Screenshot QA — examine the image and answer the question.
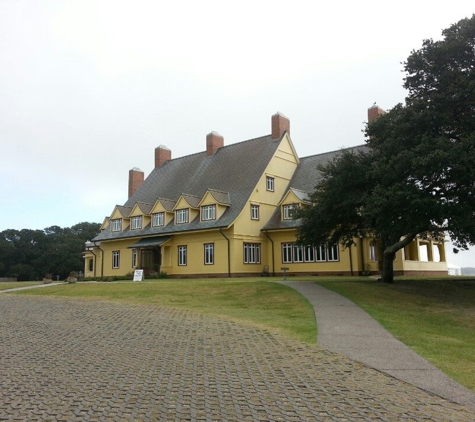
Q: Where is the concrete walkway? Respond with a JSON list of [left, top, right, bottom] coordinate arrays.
[[0, 282, 64, 293], [280, 281, 475, 408]]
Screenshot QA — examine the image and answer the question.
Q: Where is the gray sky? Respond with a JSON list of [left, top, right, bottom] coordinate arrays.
[[1, 0, 474, 267]]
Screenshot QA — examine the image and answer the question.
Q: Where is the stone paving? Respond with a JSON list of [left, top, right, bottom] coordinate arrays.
[[0, 295, 473, 421]]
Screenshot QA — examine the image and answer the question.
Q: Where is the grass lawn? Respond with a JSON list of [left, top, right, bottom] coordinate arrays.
[[317, 277, 475, 392], [9, 278, 317, 343]]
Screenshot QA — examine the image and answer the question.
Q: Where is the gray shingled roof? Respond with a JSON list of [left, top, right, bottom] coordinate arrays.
[[263, 145, 368, 231], [93, 135, 281, 242], [207, 189, 231, 205], [134, 202, 154, 215]]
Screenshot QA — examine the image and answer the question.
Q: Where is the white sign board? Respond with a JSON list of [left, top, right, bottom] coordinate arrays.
[[133, 269, 144, 281]]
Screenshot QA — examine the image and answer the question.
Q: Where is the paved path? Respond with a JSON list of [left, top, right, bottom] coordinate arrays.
[[1, 294, 474, 421], [0, 282, 64, 293], [280, 281, 475, 408]]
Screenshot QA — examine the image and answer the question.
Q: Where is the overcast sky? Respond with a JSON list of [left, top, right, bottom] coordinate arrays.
[[1, 1, 474, 267]]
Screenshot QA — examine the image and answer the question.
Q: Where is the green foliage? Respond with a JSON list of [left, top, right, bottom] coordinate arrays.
[[0, 222, 101, 281], [297, 15, 475, 283]]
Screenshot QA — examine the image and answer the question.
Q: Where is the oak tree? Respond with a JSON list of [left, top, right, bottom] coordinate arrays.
[[297, 15, 475, 283]]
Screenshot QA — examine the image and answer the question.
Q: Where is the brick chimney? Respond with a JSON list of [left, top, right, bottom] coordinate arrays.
[[128, 167, 144, 198], [271, 112, 290, 139], [368, 105, 386, 123], [155, 145, 171, 168], [206, 132, 224, 156]]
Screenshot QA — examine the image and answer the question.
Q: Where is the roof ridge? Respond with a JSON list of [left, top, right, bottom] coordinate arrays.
[[159, 134, 273, 165], [300, 144, 366, 160]]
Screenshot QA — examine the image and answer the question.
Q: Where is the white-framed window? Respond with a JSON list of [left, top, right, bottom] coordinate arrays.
[[266, 176, 275, 192], [201, 205, 216, 221], [293, 244, 304, 262], [132, 249, 137, 268], [369, 240, 378, 261], [131, 216, 142, 230], [178, 245, 187, 266], [315, 245, 327, 262], [176, 208, 189, 224], [244, 243, 261, 264], [152, 212, 165, 227], [111, 219, 122, 232], [283, 204, 298, 220], [281, 243, 338, 263], [327, 244, 339, 261], [204, 243, 214, 265], [112, 251, 120, 269], [251, 204, 260, 220], [282, 243, 293, 263], [304, 245, 315, 262]]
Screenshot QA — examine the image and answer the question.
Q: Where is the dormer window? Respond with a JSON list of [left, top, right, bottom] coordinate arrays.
[[111, 219, 122, 232], [131, 216, 142, 230], [201, 204, 216, 221], [152, 212, 165, 227], [176, 208, 189, 224], [283, 204, 299, 220], [266, 176, 275, 192]]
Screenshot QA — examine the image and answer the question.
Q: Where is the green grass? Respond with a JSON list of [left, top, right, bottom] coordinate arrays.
[[9, 278, 317, 343], [0, 282, 42, 290], [317, 277, 475, 392]]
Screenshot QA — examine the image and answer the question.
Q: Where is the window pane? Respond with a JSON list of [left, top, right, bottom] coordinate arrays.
[[178, 246, 187, 265], [293, 244, 303, 262], [328, 244, 339, 261], [153, 213, 164, 226], [266, 176, 274, 191], [304, 246, 315, 262], [176, 209, 189, 224], [202, 205, 216, 221], [369, 240, 378, 261], [204, 243, 214, 265], [282, 243, 292, 263], [112, 251, 120, 268], [132, 216, 142, 229], [315, 245, 326, 261], [251, 205, 259, 220], [132, 249, 137, 267], [111, 219, 121, 232], [244, 243, 261, 264]]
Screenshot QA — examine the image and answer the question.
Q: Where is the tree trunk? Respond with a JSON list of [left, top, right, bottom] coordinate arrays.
[[382, 250, 395, 283], [381, 232, 419, 284]]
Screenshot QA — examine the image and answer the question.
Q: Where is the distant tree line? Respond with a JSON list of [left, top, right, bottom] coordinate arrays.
[[0, 222, 100, 281]]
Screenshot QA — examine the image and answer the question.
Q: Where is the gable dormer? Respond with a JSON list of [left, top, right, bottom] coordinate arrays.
[[198, 189, 231, 221], [109, 205, 133, 232], [173, 194, 200, 225], [279, 188, 309, 221], [100, 216, 110, 232], [150, 198, 176, 227], [128, 202, 153, 230]]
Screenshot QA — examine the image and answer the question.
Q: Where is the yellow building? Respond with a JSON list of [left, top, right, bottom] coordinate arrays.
[[84, 112, 447, 278]]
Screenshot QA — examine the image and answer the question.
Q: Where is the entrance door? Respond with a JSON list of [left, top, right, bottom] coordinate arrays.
[[140, 248, 161, 274]]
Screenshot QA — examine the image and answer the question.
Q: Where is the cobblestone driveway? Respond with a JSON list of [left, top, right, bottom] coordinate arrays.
[[0, 296, 473, 421]]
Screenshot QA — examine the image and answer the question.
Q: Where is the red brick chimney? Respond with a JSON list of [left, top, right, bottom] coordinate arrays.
[[206, 132, 224, 156], [128, 167, 144, 198], [271, 112, 290, 139], [368, 105, 386, 123], [155, 145, 171, 168]]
